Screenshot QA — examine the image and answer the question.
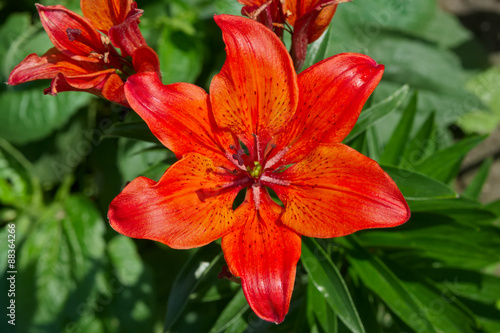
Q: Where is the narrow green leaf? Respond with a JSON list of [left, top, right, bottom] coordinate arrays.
[[342, 236, 438, 333], [164, 244, 223, 332], [463, 157, 493, 200], [384, 260, 478, 333], [380, 92, 418, 165], [345, 85, 409, 142], [302, 238, 365, 333], [400, 111, 437, 170], [366, 127, 381, 161], [417, 135, 486, 183], [382, 165, 457, 201], [358, 213, 500, 269], [210, 289, 249, 333]]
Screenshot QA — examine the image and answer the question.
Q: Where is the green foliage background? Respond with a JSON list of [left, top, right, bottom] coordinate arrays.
[[1, 0, 500, 332]]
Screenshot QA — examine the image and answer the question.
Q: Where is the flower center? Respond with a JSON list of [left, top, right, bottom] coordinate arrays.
[[247, 161, 263, 178]]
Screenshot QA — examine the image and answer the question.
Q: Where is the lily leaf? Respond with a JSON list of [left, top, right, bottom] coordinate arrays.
[[416, 135, 487, 183], [164, 243, 223, 332], [106, 121, 160, 143], [209, 289, 249, 333], [380, 92, 418, 165], [345, 85, 409, 142], [302, 238, 365, 333], [382, 165, 457, 201], [463, 157, 493, 200]]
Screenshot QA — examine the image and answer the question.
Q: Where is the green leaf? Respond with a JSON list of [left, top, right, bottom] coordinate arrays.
[[106, 121, 160, 143], [345, 85, 409, 142], [382, 166, 457, 201], [209, 289, 249, 333], [400, 111, 437, 170], [0, 89, 91, 144], [17, 195, 105, 332], [384, 261, 478, 333], [417, 135, 486, 183], [302, 238, 365, 333], [358, 213, 500, 269], [464, 157, 494, 200], [0, 138, 40, 207], [215, 0, 242, 15], [380, 92, 417, 165], [158, 24, 204, 84], [164, 244, 223, 332], [342, 236, 438, 333], [105, 236, 155, 332]]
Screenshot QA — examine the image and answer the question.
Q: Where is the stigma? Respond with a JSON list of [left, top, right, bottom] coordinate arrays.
[[247, 161, 263, 178]]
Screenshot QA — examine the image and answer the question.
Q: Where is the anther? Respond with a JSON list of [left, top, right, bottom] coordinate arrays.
[[66, 28, 81, 42]]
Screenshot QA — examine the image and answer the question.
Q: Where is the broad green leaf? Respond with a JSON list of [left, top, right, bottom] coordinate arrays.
[[0, 89, 91, 144], [400, 111, 437, 170], [382, 166, 457, 201], [17, 195, 105, 332], [105, 237, 155, 333], [345, 85, 409, 142], [302, 238, 365, 333], [0, 13, 51, 83], [0, 138, 39, 207], [118, 139, 171, 182], [215, 0, 242, 15], [106, 121, 160, 143], [158, 24, 204, 84], [342, 236, 438, 333], [408, 196, 482, 212], [164, 244, 223, 332], [108, 236, 144, 286], [417, 135, 486, 183], [209, 289, 249, 333], [414, 8, 471, 48], [332, 0, 435, 37], [464, 157, 494, 200], [458, 67, 500, 134], [380, 92, 417, 165]]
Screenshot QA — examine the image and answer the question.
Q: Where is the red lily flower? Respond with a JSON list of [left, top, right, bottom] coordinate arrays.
[[108, 15, 410, 323], [239, 0, 350, 70], [7, 1, 159, 106]]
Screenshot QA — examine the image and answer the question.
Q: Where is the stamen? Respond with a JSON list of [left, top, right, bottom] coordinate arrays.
[[66, 28, 81, 42]]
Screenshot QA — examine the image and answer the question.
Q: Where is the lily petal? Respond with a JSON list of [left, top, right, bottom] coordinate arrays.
[[210, 15, 298, 154], [222, 187, 301, 323], [124, 72, 236, 166], [81, 0, 133, 33], [109, 153, 248, 249], [270, 53, 383, 165], [108, 3, 147, 57], [36, 4, 113, 63], [7, 48, 101, 85], [267, 144, 410, 238]]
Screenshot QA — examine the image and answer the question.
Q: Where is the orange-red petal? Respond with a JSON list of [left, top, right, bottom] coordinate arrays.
[[222, 187, 301, 323], [7, 48, 102, 85], [124, 72, 236, 167], [36, 4, 111, 63], [269, 53, 383, 166], [108, 3, 147, 57], [81, 0, 133, 33], [266, 144, 410, 238], [109, 153, 248, 249], [210, 15, 298, 155]]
